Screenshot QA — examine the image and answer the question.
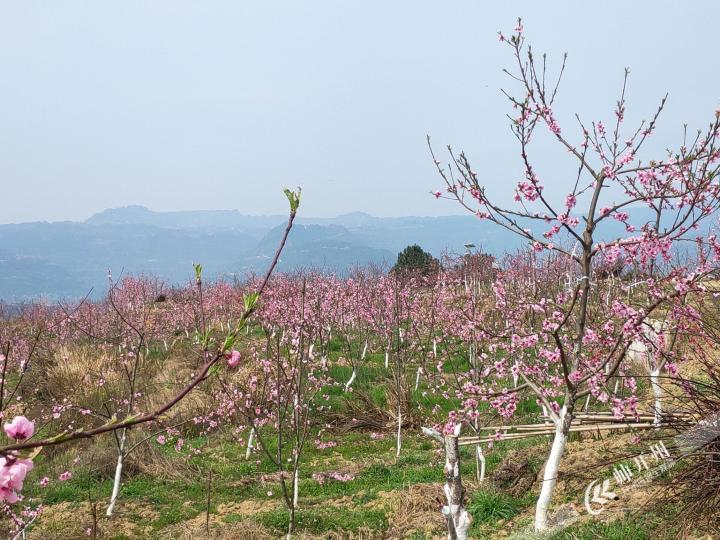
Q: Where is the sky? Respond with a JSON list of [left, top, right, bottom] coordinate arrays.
[[0, 1, 719, 223]]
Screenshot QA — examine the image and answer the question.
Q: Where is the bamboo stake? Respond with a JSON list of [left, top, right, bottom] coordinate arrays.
[[463, 415, 690, 433], [458, 421, 668, 446]]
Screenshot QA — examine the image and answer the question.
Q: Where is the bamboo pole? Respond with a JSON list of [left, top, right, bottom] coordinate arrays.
[[463, 415, 691, 434], [458, 421, 668, 446]]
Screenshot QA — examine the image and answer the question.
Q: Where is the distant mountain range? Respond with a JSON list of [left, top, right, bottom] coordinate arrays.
[[1, 203, 681, 302], [0, 206, 523, 301]]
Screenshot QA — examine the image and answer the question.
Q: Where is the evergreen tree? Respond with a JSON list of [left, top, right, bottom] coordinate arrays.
[[391, 244, 439, 276]]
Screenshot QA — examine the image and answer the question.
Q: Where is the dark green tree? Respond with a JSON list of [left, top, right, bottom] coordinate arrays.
[[391, 244, 439, 276]]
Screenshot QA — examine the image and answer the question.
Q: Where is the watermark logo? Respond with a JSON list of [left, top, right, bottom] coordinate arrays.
[[510, 412, 718, 538], [583, 440, 673, 515], [584, 478, 618, 515]]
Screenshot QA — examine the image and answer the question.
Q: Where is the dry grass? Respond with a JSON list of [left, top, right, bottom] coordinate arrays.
[[26, 501, 158, 539], [158, 515, 274, 540], [491, 450, 537, 498], [324, 384, 422, 435], [367, 483, 445, 539], [25, 342, 218, 481], [324, 389, 391, 432]]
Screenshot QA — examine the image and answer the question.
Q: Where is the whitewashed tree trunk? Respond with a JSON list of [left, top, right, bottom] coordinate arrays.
[[534, 409, 568, 531], [414, 367, 423, 391], [471, 416, 486, 483], [292, 466, 299, 509], [396, 406, 402, 457], [245, 427, 255, 460], [650, 368, 662, 426], [106, 429, 127, 516], [475, 443, 486, 483], [344, 369, 357, 392], [361, 341, 368, 360], [442, 425, 471, 539], [384, 350, 389, 369]]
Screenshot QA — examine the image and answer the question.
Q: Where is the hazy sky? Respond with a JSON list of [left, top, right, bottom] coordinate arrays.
[[1, 1, 718, 223]]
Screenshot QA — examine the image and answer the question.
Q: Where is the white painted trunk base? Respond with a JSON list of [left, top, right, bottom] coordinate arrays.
[[442, 425, 471, 539], [344, 369, 357, 392], [396, 407, 402, 457], [246, 428, 255, 460], [534, 421, 568, 531], [475, 444, 486, 483], [292, 467, 299, 509], [650, 369, 662, 426], [106, 430, 127, 516]]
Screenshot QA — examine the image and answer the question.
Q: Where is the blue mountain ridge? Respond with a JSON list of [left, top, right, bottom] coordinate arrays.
[[0, 205, 697, 302]]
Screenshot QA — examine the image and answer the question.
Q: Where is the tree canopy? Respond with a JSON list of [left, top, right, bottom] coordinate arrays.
[[391, 244, 439, 276]]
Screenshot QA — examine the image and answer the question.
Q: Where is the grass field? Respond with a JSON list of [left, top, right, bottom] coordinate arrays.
[[16, 341, 713, 540]]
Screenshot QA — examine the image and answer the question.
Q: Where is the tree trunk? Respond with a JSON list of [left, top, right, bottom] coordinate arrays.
[[292, 466, 299, 509], [396, 406, 402, 457], [106, 429, 127, 516], [344, 368, 357, 392], [475, 443, 486, 483], [650, 368, 662, 426], [286, 506, 295, 540], [442, 426, 471, 539], [473, 418, 485, 483], [245, 427, 255, 460], [534, 408, 569, 531]]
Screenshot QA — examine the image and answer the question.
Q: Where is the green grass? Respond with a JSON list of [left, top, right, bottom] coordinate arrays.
[[23, 335, 701, 539], [549, 519, 650, 540], [26, 428, 448, 534], [26, 410, 553, 536], [468, 490, 527, 524], [257, 506, 388, 534]]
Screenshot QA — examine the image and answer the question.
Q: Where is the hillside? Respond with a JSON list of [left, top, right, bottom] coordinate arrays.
[[0, 204, 679, 302], [0, 206, 522, 301]]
